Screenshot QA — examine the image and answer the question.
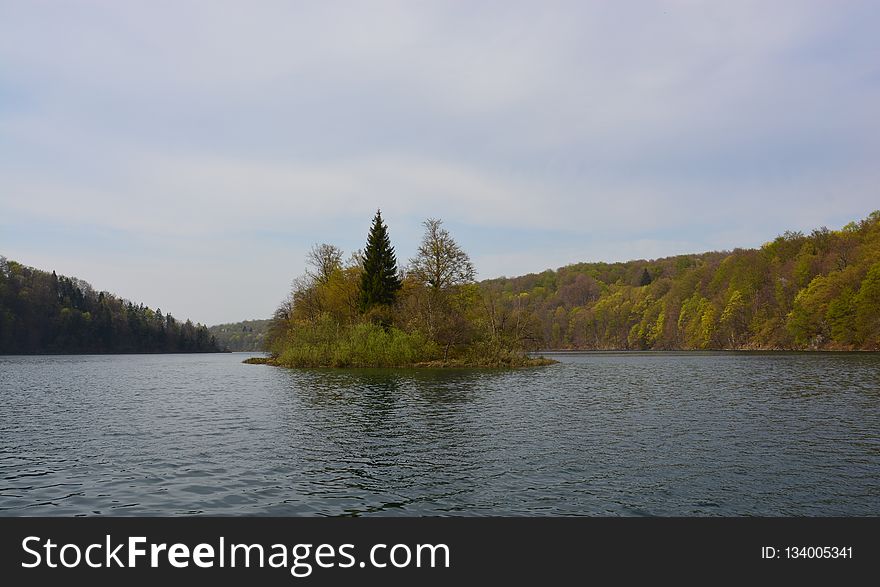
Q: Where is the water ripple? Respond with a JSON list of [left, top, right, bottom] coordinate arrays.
[[0, 352, 878, 515]]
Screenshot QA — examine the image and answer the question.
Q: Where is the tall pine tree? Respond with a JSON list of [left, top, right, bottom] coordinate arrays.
[[359, 209, 402, 310]]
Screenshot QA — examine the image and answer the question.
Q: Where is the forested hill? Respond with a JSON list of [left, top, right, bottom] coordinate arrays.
[[0, 257, 220, 354], [208, 319, 271, 352], [481, 211, 880, 351]]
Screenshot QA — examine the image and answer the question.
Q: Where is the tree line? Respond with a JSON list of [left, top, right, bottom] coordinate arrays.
[[481, 211, 880, 350], [208, 319, 271, 352], [0, 258, 219, 354]]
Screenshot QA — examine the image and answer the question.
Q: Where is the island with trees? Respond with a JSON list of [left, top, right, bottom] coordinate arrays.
[[256, 211, 556, 368]]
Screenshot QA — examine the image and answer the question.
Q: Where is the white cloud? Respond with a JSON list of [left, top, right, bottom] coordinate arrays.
[[2, 0, 879, 323]]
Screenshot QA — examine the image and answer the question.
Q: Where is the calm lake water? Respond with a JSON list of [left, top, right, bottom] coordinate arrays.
[[0, 352, 878, 516]]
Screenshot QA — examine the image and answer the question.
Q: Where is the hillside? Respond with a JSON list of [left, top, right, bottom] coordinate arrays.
[[208, 319, 271, 352], [0, 258, 220, 354], [481, 211, 880, 351]]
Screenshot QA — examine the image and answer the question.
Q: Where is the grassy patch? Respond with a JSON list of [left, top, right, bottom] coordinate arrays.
[[242, 356, 271, 364], [251, 316, 557, 369]]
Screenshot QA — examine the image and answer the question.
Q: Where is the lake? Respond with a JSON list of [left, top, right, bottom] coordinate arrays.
[[0, 352, 878, 516]]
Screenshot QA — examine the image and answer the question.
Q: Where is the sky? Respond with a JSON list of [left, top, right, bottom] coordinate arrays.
[[1, 1, 879, 325]]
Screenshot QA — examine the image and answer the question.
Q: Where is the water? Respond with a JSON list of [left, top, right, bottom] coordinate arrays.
[[0, 352, 878, 516]]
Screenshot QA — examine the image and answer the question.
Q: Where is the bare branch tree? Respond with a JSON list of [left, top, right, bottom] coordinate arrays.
[[408, 218, 475, 290], [306, 243, 343, 285]]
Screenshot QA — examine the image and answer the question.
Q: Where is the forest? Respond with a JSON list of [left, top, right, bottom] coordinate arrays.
[[484, 211, 880, 351], [0, 258, 219, 354]]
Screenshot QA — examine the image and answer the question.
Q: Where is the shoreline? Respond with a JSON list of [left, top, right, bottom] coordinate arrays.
[[243, 356, 559, 368], [533, 347, 880, 353]]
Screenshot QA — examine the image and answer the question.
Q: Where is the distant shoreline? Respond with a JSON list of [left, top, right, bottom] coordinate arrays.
[[0, 350, 226, 357], [533, 348, 880, 354]]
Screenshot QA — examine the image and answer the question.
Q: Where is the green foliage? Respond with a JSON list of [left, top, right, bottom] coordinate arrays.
[[719, 289, 749, 346], [853, 262, 880, 347], [787, 275, 834, 346], [359, 210, 402, 311], [271, 315, 439, 368], [826, 287, 856, 345], [793, 241, 820, 287]]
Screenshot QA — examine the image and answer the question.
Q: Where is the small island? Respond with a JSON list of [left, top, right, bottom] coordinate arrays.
[[250, 211, 556, 368]]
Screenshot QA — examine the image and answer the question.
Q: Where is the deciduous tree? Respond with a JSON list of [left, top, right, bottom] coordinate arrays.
[[408, 218, 475, 290]]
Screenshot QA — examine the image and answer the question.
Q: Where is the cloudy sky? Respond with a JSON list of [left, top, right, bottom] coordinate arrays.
[[1, 1, 878, 325]]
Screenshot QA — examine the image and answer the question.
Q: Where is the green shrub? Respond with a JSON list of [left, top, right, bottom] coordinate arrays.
[[271, 315, 441, 367]]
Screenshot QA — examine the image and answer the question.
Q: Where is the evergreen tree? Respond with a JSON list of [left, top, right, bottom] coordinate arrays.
[[359, 209, 402, 310], [639, 268, 652, 286]]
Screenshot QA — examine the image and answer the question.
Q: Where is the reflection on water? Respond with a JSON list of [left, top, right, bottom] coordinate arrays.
[[0, 352, 878, 516], [288, 368, 486, 405], [266, 368, 502, 516]]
